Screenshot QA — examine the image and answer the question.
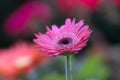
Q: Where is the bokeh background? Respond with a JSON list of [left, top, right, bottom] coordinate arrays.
[[0, 0, 120, 80]]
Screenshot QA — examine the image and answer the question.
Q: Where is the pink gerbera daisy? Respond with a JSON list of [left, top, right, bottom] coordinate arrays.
[[34, 18, 92, 56]]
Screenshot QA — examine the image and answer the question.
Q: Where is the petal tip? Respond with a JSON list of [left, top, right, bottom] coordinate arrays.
[[65, 18, 72, 23]]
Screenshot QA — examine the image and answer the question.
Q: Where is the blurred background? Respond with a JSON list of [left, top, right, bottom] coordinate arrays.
[[0, 0, 120, 80]]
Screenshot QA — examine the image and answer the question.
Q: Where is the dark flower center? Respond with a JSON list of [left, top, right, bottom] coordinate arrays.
[[58, 38, 72, 45]]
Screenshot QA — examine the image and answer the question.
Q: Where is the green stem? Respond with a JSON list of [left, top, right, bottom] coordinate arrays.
[[65, 55, 72, 80]]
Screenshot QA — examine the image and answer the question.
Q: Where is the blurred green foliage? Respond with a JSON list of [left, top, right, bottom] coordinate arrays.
[[0, 55, 110, 80], [75, 55, 110, 80], [43, 72, 65, 80]]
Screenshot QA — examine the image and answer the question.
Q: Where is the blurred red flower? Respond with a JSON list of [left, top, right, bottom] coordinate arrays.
[[113, 0, 120, 6], [55, 0, 76, 16], [4, 1, 53, 37], [55, 0, 102, 16], [0, 42, 48, 79], [77, 0, 102, 11]]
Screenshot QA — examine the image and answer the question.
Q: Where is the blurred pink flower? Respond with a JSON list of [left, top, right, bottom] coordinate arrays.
[[0, 42, 48, 78], [34, 18, 92, 56], [4, 1, 53, 37]]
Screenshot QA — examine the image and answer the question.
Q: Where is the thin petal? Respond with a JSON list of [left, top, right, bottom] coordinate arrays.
[[76, 25, 89, 37], [46, 26, 56, 39], [51, 25, 60, 35], [64, 18, 72, 31], [74, 20, 84, 34], [69, 18, 76, 32], [65, 18, 71, 26]]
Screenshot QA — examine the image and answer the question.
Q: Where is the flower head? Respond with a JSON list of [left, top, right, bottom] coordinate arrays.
[[34, 18, 92, 56]]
